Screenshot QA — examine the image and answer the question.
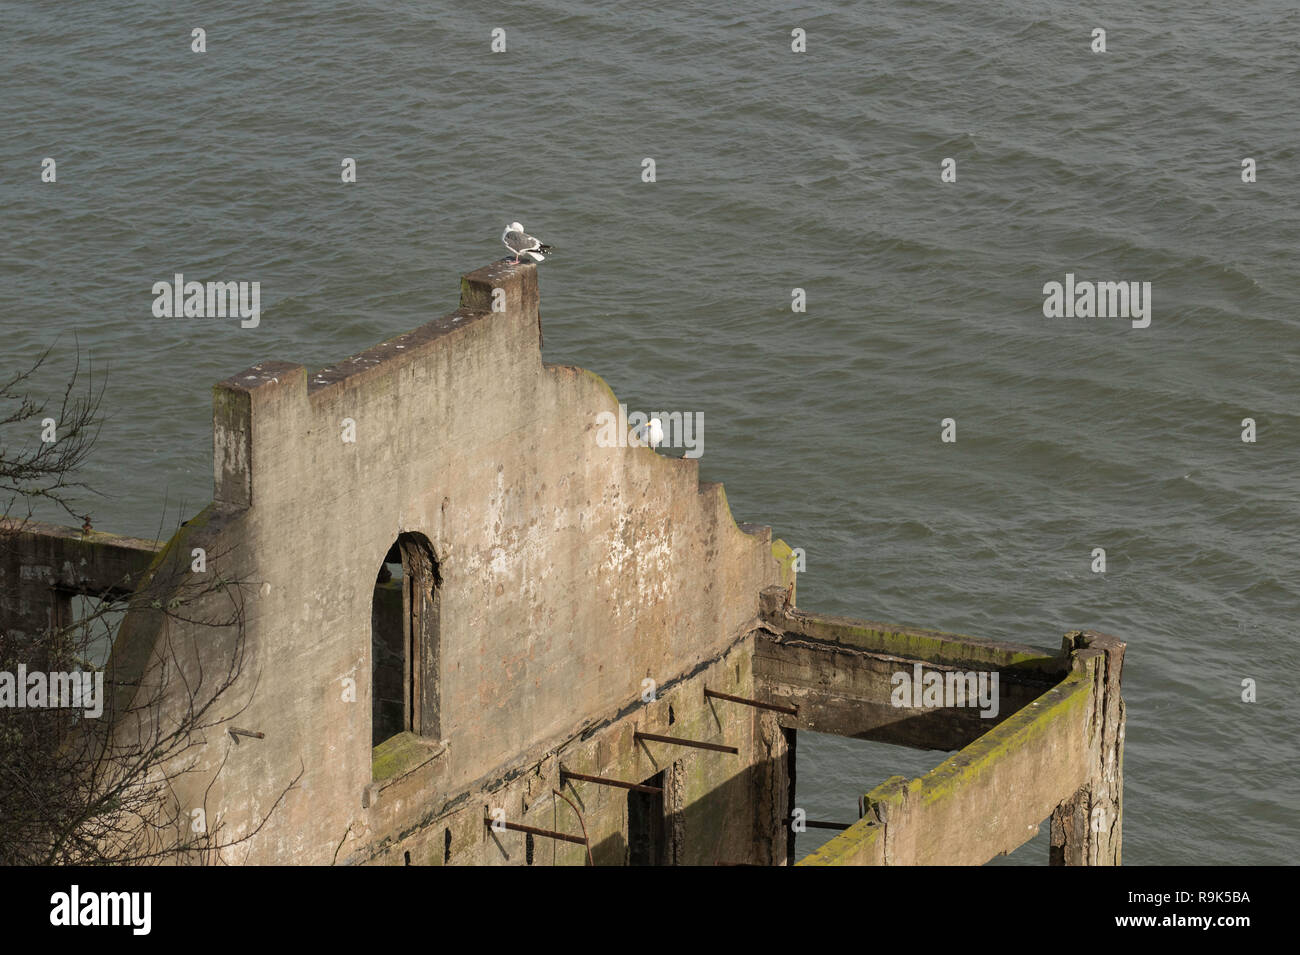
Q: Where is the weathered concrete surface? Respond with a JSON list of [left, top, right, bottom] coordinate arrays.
[[6, 263, 1125, 866], [799, 672, 1093, 865], [108, 261, 784, 864], [357, 636, 787, 866], [758, 587, 1064, 674], [755, 589, 1063, 750], [795, 628, 1126, 866], [1050, 630, 1126, 865], [0, 518, 162, 638]]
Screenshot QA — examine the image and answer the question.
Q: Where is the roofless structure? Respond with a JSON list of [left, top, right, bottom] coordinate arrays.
[[1, 263, 1125, 865]]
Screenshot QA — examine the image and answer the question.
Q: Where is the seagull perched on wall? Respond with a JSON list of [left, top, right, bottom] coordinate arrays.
[[635, 417, 664, 451], [502, 221, 553, 264]]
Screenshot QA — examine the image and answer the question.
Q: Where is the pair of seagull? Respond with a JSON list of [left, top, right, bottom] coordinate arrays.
[[501, 221, 553, 264]]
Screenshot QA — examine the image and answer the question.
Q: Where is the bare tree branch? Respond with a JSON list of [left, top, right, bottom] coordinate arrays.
[[1, 351, 297, 865]]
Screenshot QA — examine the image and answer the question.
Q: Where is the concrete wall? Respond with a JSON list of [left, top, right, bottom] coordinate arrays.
[[754, 598, 1064, 751], [109, 261, 783, 864], [0, 518, 161, 640], [360, 636, 788, 866], [752, 592, 1127, 867], [4, 264, 1125, 867]]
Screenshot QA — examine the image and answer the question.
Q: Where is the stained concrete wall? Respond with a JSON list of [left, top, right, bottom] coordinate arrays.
[[361, 636, 788, 866], [107, 262, 784, 864], [797, 671, 1095, 865], [754, 600, 1064, 750], [0, 519, 161, 639], [752, 592, 1127, 866], [5, 264, 1124, 867]]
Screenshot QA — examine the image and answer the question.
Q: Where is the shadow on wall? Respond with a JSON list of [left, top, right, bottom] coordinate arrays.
[[588, 755, 788, 866]]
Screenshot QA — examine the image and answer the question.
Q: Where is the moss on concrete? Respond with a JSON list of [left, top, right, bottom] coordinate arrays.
[[798, 813, 885, 866], [911, 670, 1092, 806], [791, 613, 1061, 674], [372, 731, 443, 783], [771, 539, 797, 593], [798, 671, 1094, 866], [574, 366, 620, 406], [102, 502, 219, 719]]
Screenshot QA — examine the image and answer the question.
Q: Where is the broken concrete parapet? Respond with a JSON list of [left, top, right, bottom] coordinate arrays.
[[789, 622, 1126, 866], [121, 261, 786, 863], [0, 517, 163, 639], [3, 257, 1127, 867], [213, 361, 304, 510], [1049, 629, 1126, 865], [800, 669, 1095, 865]]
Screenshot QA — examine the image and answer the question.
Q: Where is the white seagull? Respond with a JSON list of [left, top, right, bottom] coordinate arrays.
[[636, 417, 664, 451], [502, 221, 553, 264]]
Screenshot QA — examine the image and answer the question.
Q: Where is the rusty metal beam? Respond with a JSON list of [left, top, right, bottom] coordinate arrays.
[[705, 686, 798, 716], [634, 731, 738, 755], [560, 769, 663, 794], [790, 818, 853, 831], [483, 817, 588, 846]]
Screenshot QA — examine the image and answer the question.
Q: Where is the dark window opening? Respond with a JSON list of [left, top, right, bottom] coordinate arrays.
[[372, 533, 442, 751], [65, 593, 120, 670], [371, 560, 405, 746], [628, 770, 666, 866]]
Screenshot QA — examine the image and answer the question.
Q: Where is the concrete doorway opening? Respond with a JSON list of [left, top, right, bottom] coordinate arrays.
[[627, 770, 666, 865]]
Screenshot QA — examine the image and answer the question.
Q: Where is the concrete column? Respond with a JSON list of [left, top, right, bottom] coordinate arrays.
[[1050, 630, 1126, 865], [751, 708, 791, 865]]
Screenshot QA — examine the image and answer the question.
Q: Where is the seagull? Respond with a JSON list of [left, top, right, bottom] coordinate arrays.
[[635, 417, 664, 451], [502, 221, 553, 264]]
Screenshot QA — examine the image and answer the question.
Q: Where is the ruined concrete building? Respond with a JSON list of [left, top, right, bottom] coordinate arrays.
[[1, 263, 1126, 865]]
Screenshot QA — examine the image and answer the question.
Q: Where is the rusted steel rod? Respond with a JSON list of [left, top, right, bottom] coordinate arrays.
[[789, 818, 853, 831], [704, 687, 798, 716], [560, 769, 663, 794], [634, 731, 738, 755], [552, 790, 595, 866], [483, 817, 588, 846], [228, 727, 265, 739]]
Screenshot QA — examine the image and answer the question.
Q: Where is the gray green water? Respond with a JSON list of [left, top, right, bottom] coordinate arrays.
[[3, 1, 1297, 864]]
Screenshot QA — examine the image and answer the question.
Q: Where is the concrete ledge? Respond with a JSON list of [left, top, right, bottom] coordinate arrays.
[[0, 518, 164, 638], [365, 733, 450, 808], [0, 518, 163, 594], [754, 632, 1059, 749], [759, 586, 1062, 675], [799, 669, 1095, 865]]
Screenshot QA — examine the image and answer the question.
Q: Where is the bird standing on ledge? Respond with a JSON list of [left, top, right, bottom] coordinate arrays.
[[502, 221, 553, 264], [634, 418, 664, 452]]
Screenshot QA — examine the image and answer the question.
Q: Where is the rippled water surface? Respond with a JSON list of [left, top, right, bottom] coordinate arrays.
[[3, 1, 1297, 864]]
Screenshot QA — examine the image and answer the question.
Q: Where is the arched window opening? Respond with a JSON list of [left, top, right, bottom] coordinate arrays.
[[371, 533, 441, 752]]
